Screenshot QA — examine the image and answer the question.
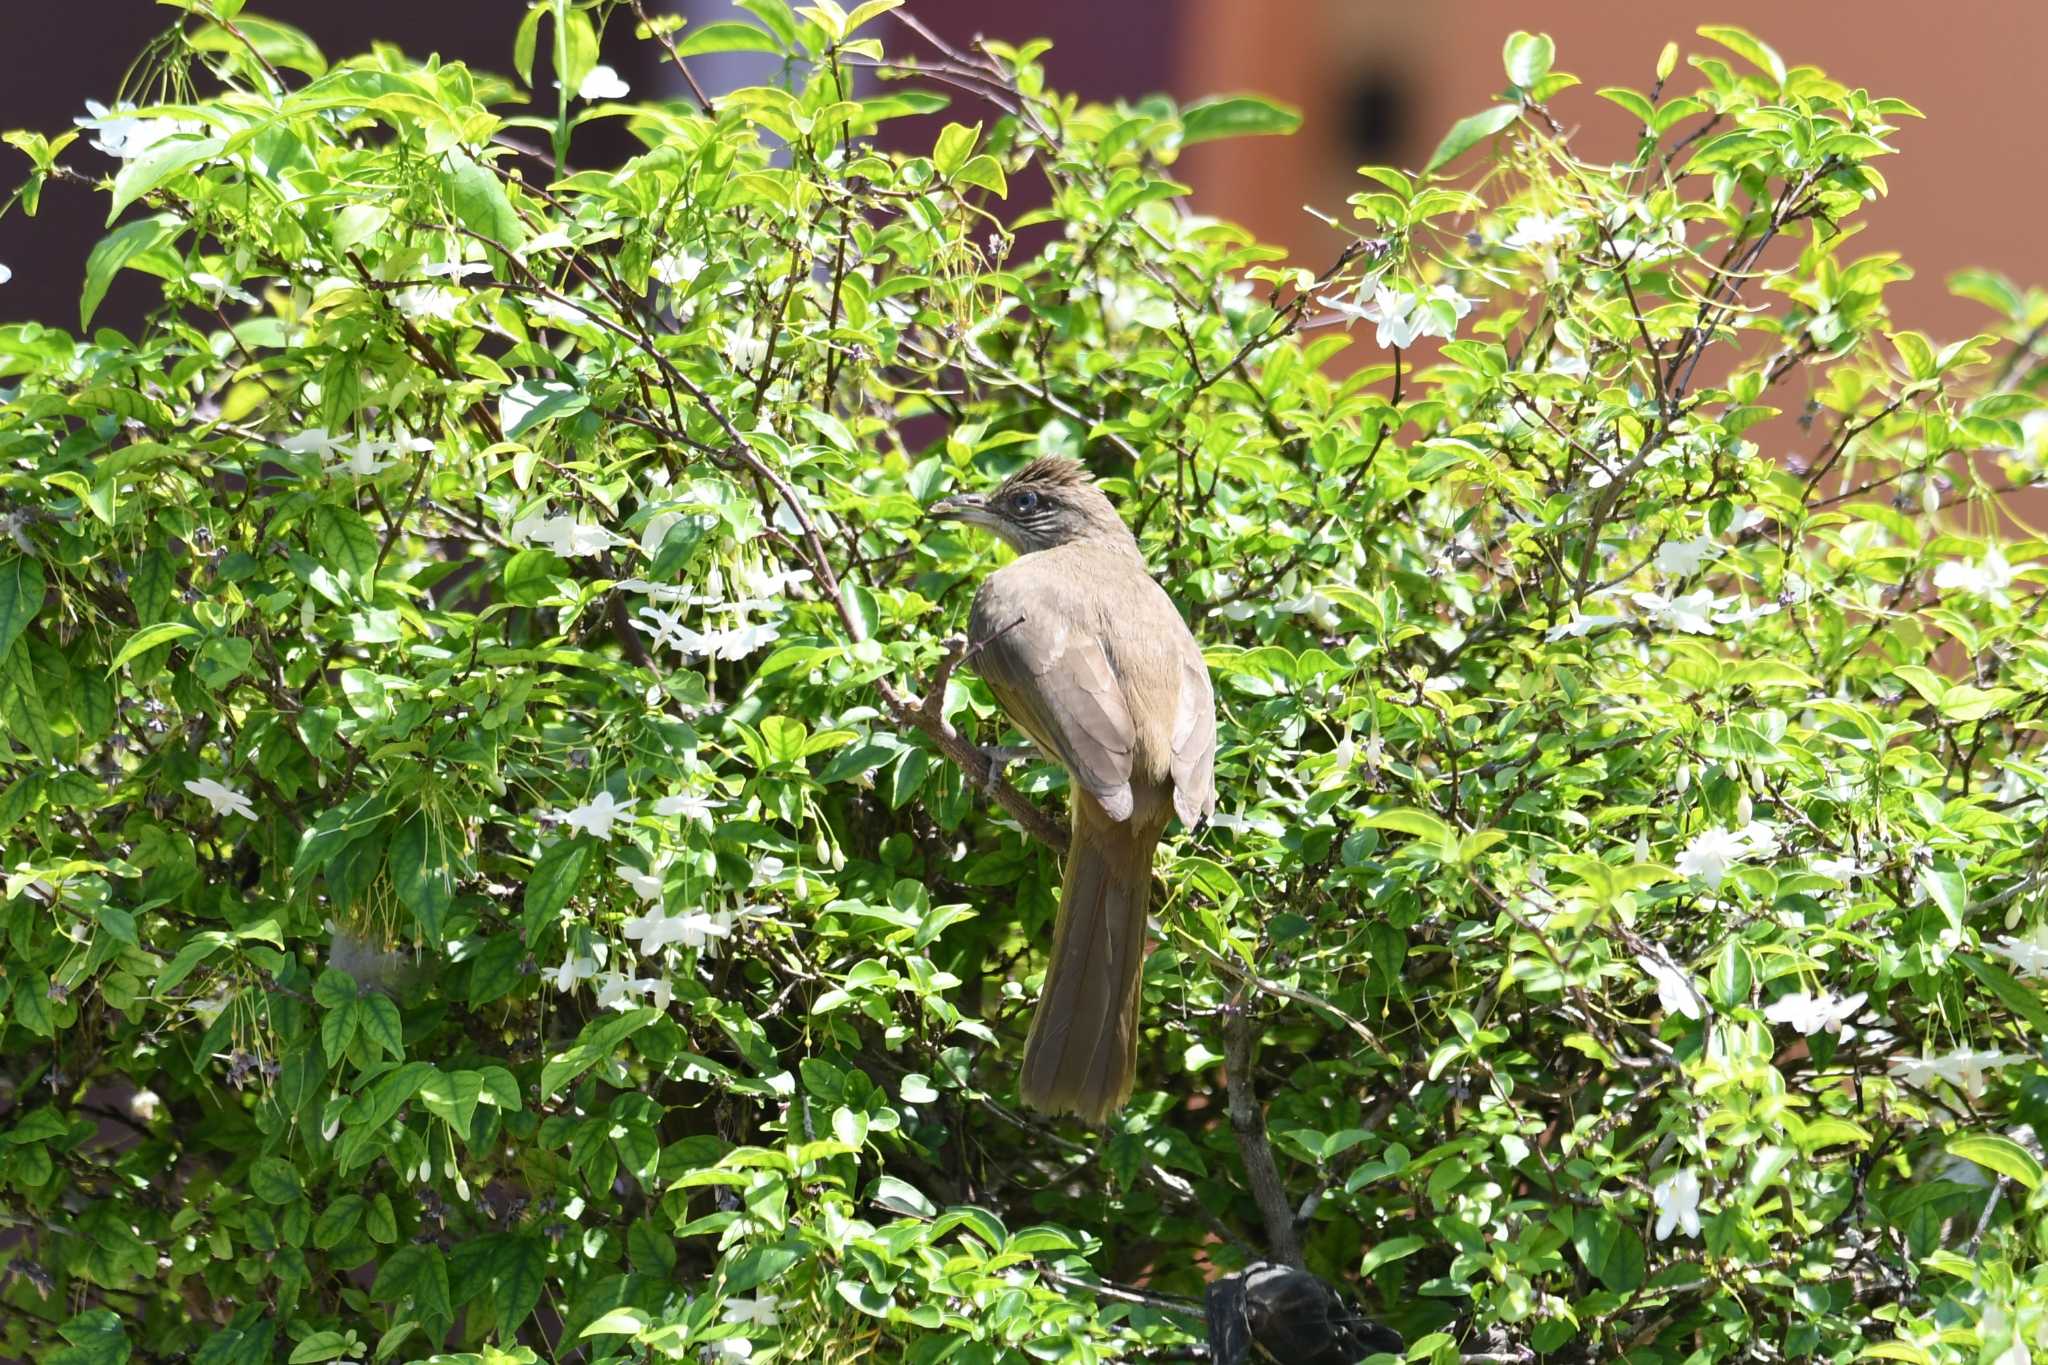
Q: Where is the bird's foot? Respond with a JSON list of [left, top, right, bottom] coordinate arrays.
[[976, 743, 1039, 793]]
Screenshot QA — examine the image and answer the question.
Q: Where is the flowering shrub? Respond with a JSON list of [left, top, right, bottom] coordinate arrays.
[[3, 6, 2047, 1363]]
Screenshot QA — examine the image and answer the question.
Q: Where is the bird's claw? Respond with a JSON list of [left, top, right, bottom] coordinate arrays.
[[976, 743, 1039, 793]]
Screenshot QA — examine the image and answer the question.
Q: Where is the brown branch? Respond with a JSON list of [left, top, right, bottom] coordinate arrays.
[[1222, 994, 1302, 1267]]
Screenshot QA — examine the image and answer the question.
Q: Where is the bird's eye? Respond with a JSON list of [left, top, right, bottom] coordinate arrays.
[[1010, 490, 1040, 514]]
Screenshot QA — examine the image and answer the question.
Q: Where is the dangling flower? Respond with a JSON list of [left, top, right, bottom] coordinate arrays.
[[1652, 1168, 1702, 1239], [184, 777, 257, 820]]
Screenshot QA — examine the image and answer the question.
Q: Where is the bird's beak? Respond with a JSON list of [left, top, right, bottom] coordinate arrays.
[[927, 492, 996, 528]]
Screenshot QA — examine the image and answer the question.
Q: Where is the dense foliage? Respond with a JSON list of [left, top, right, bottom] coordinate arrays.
[[4, 4, 2048, 1362]]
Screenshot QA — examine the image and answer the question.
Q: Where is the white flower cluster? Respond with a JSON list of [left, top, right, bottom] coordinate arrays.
[[623, 557, 805, 663], [1318, 281, 1475, 350], [74, 100, 206, 161], [511, 509, 629, 558], [281, 427, 433, 479], [1888, 1048, 2031, 1100]]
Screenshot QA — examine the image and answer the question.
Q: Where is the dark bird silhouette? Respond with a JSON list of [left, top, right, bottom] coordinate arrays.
[[1205, 1261, 1406, 1365]]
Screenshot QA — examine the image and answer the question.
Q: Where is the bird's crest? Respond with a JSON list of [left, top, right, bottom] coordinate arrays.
[[999, 457, 1093, 495]]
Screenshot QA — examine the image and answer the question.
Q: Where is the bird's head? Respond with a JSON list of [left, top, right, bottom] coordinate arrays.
[[926, 457, 1134, 555]]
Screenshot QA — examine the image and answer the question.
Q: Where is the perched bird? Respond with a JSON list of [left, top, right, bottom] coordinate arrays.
[[1205, 1261, 1406, 1365], [928, 457, 1216, 1122]]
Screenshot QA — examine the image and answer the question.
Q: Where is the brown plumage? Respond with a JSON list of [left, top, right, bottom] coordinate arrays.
[[929, 457, 1216, 1122]]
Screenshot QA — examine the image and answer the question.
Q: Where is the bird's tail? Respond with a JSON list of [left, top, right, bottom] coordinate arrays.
[[1020, 806, 1159, 1123]]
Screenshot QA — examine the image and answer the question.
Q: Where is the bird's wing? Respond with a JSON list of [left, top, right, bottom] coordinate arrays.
[[972, 600, 1137, 823], [1168, 629, 1217, 828]]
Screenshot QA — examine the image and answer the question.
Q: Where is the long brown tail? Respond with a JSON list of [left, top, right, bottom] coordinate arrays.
[[1020, 803, 1161, 1122]]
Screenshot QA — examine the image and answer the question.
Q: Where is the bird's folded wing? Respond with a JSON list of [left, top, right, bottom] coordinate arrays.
[[975, 611, 1136, 822], [1169, 635, 1217, 828]]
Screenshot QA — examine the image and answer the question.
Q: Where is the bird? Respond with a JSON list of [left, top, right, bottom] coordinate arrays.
[[1204, 1261, 1406, 1365], [927, 456, 1216, 1122]]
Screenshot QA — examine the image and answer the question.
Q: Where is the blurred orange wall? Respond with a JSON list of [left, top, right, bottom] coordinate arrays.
[[1175, 2, 2048, 340]]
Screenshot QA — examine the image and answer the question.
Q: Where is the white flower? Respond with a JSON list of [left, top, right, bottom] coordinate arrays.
[[279, 428, 344, 458], [616, 862, 666, 903], [1808, 854, 1874, 884], [631, 605, 713, 657], [738, 563, 813, 598], [74, 99, 205, 160], [594, 970, 636, 1010], [575, 65, 631, 101], [1989, 928, 2048, 979], [703, 1339, 753, 1364], [621, 904, 693, 956], [1637, 953, 1705, 1020], [654, 792, 720, 824], [1888, 1048, 2030, 1100], [724, 325, 770, 371], [705, 621, 779, 660], [1763, 988, 1867, 1035], [1655, 535, 1722, 577], [616, 577, 693, 604], [1675, 823, 1779, 890], [185, 777, 256, 820], [545, 953, 598, 992], [526, 295, 587, 326], [1505, 211, 1578, 254], [1736, 820, 1781, 861], [325, 436, 400, 479], [652, 251, 705, 287], [677, 910, 733, 956], [189, 271, 259, 305], [638, 976, 674, 1011], [511, 512, 626, 559], [723, 1293, 781, 1327], [550, 791, 638, 841], [1713, 599, 1781, 626], [1652, 1168, 1702, 1239], [1545, 611, 1628, 642], [0, 264, 11, 286], [1631, 588, 1720, 635], [128, 1088, 161, 1122], [393, 285, 463, 321], [1934, 546, 2018, 600]]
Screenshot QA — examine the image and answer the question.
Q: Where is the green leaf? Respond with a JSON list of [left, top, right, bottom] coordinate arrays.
[[322, 996, 361, 1065], [1180, 95, 1302, 146], [1502, 31, 1555, 88], [108, 135, 226, 223], [0, 641, 54, 760], [106, 621, 198, 675], [441, 150, 525, 248], [1359, 1234, 1427, 1276], [80, 214, 179, 329], [49, 1309, 130, 1365], [1426, 105, 1520, 173], [676, 19, 784, 56], [312, 1195, 367, 1250], [249, 1155, 303, 1203], [1697, 25, 1786, 86], [420, 1068, 484, 1141], [359, 994, 404, 1060], [500, 379, 588, 439], [488, 1236, 547, 1333], [390, 811, 456, 941], [523, 838, 591, 940], [539, 1008, 655, 1097], [1945, 1134, 2043, 1191], [0, 556, 46, 658], [308, 504, 380, 590]]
